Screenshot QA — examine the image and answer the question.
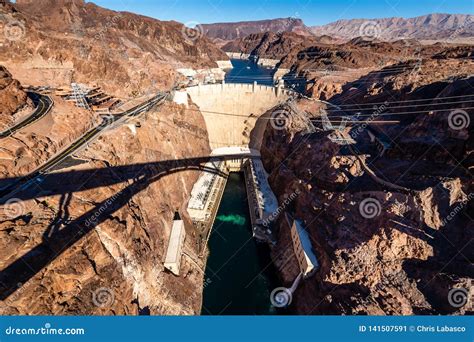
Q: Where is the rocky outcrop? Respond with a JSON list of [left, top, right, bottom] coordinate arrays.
[[203, 17, 313, 41], [1, 0, 228, 96], [260, 61, 473, 314], [0, 0, 221, 316], [0, 100, 212, 315], [330, 56, 474, 109], [222, 31, 332, 63], [307, 77, 346, 101], [0, 66, 98, 178], [0, 98, 97, 178], [0, 66, 31, 130], [223, 32, 422, 74]]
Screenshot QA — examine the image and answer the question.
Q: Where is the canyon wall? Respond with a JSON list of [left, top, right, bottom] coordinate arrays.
[[0, 66, 32, 130], [259, 77, 473, 315], [0, 0, 229, 315], [0, 100, 212, 315], [1, 0, 228, 97]]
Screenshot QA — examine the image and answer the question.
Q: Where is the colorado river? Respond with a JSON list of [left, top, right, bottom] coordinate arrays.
[[201, 173, 278, 315]]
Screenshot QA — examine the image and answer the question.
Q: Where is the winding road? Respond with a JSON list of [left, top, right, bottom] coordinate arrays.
[[0, 94, 53, 138], [0, 91, 169, 199]]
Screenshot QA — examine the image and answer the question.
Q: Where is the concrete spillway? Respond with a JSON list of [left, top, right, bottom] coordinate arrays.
[[174, 83, 292, 149]]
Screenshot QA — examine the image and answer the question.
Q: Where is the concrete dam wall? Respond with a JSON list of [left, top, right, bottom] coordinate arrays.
[[176, 83, 292, 149]]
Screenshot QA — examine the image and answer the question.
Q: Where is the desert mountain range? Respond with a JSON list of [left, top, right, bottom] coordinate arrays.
[[203, 14, 474, 42], [202, 17, 313, 40]]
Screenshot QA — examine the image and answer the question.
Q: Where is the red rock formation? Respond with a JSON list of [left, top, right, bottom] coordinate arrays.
[[0, 0, 221, 315], [0, 101, 212, 315], [203, 17, 313, 41], [260, 59, 473, 314], [1, 0, 228, 96], [0, 66, 31, 130]]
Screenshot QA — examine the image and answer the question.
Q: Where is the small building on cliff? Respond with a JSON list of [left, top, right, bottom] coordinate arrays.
[[286, 214, 319, 278], [164, 212, 186, 276]]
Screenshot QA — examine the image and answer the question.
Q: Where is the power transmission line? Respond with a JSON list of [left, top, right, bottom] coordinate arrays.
[[328, 94, 474, 108], [324, 99, 474, 113], [327, 106, 474, 117], [175, 104, 474, 120]]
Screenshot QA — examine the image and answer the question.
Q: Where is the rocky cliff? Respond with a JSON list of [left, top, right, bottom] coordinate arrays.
[[222, 31, 327, 60], [203, 17, 313, 41], [222, 31, 467, 70], [0, 99, 212, 315], [300, 42, 472, 98], [0, 65, 99, 178], [1, 0, 228, 96], [260, 55, 473, 314], [0, 0, 218, 315], [224, 29, 473, 103], [0, 66, 32, 130]]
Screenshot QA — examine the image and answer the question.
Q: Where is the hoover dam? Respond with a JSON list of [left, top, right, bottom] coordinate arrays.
[[168, 60, 318, 314], [174, 81, 292, 149], [1, 1, 471, 320]]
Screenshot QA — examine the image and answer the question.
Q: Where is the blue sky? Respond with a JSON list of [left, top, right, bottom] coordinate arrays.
[[88, 0, 473, 26]]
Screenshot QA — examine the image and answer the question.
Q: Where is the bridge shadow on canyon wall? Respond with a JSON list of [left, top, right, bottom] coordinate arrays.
[[0, 154, 258, 300]]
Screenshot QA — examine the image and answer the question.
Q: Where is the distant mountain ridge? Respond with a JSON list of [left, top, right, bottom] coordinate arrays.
[[202, 17, 313, 40], [204, 14, 474, 42], [310, 13, 474, 41]]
